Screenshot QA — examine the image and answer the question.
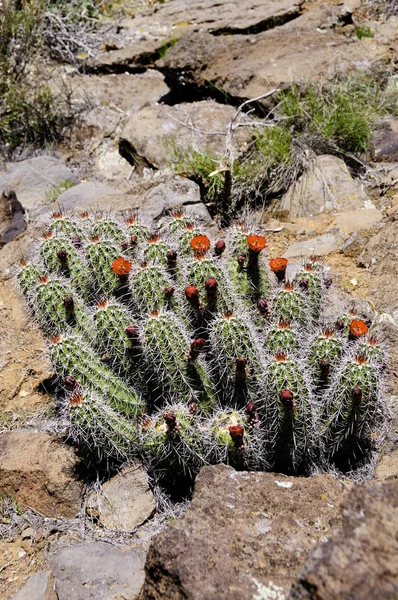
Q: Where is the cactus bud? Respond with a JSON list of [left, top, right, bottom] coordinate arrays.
[[237, 255, 246, 267], [280, 389, 296, 411], [351, 386, 363, 406], [65, 375, 78, 389], [214, 240, 226, 256], [229, 425, 244, 448], [167, 249, 178, 270], [188, 338, 206, 361], [164, 412, 178, 434], [164, 286, 175, 299], [63, 296, 75, 313], [257, 299, 269, 316], [185, 285, 200, 309], [235, 357, 248, 375], [125, 325, 139, 342], [57, 250, 69, 265]]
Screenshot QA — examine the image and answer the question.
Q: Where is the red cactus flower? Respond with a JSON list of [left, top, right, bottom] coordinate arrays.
[[38, 275, 49, 285], [223, 310, 234, 319], [184, 222, 195, 231], [229, 425, 244, 448], [189, 402, 198, 414], [269, 257, 288, 281], [190, 234, 211, 255], [172, 208, 184, 219], [112, 256, 132, 276], [185, 285, 200, 308], [247, 234, 267, 253], [19, 259, 27, 267], [349, 319, 368, 338]]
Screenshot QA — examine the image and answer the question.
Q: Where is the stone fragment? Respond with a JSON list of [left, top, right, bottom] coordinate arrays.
[[11, 571, 57, 600], [0, 432, 83, 518], [0, 156, 79, 214], [119, 101, 251, 170], [86, 464, 156, 531], [284, 229, 342, 258], [371, 119, 398, 162], [279, 156, 373, 218], [289, 480, 398, 599], [141, 464, 348, 599], [0, 190, 26, 245], [51, 542, 146, 600]]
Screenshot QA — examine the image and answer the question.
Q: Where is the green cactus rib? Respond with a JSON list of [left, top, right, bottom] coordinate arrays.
[[129, 264, 178, 315], [33, 277, 90, 336], [272, 284, 307, 326], [91, 218, 124, 243], [92, 300, 144, 383], [124, 220, 151, 243], [167, 215, 196, 236], [143, 238, 172, 266], [50, 334, 144, 416], [143, 311, 216, 409], [263, 321, 300, 355], [263, 354, 314, 470], [17, 262, 43, 296], [307, 329, 345, 385], [324, 355, 381, 458], [64, 390, 139, 459], [227, 255, 271, 304], [210, 312, 265, 406], [142, 403, 207, 475], [228, 224, 250, 257], [50, 215, 86, 239], [183, 257, 237, 313], [177, 227, 205, 257], [40, 235, 92, 298], [294, 264, 324, 321], [85, 238, 122, 297], [356, 338, 385, 368]]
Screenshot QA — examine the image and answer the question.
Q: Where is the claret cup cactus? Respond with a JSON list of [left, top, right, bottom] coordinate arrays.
[[17, 209, 387, 484]]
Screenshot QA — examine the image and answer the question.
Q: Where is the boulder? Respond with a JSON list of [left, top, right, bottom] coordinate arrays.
[[50, 542, 146, 600], [70, 71, 169, 113], [0, 156, 79, 214], [278, 155, 373, 218], [86, 464, 156, 531], [371, 119, 398, 162], [120, 101, 251, 170], [0, 432, 83, 518], [289, 479, 398, 599], [141, 464, 349, 599], [51, 181, 116, 213], [283, 229, 342, 258], [11, 571, 57, 600]]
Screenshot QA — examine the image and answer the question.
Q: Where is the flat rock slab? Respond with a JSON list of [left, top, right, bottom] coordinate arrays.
[[289, 479, 398, 599], [52, 181, 116, 213], [0, 432, 83, 518], [120, 101, 251, 170], [329, 209, 383, 234], [279, 155, 373, 218], [0, 156, 79, 214], [141, 464, 348, 599], [51, 542, 146, 600], [70, 71, 169, 113], [86, 464, 156, 531], [11, 571, 56, 600], [283, 229, 342, 258]]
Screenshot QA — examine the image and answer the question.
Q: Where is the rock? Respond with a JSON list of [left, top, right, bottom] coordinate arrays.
[[70, 71, 169, 113], [50, 542, 146, 600], [357, 220, 398, 313], [371, 119, 398, 162], [0, 432, 83, 518], [11, 571, 57, 600], [0, 190, 27, 245], [119, 101, 251, 170], [141, 176, 209, 220], [289, 479, 398, 599], [51, 181, 116, 213], [0, 156, 79, 214], [330, 209, 383, 233], [141, 464, 349, 599], [157, 7, 381, 103], [91, 38, 171, 73], [86, 464, 156, 531], [284, 229, 342, 258], [278, 156, 373, 218]]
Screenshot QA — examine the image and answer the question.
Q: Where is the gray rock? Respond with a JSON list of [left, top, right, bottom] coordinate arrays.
[[70, 71, 169, 114], [0, 156, 79, 214], [141, 464, 348, 599], [371, 119, 398, 162], [284, 228, 343, 258], [52, 181, 116, 213], [11, 571, 56, 600], [289, 479, 398, 600], [86, 464, 156, 531], [329, 209, 383, 233], [51, 542, 146, 600], [279, 156, 373, 218], [142, 176, 209, 220], [0, 432, 83, 518], [119, 101, 251, 170]]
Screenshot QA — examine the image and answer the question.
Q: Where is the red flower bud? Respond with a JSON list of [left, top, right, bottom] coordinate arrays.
[[229, 425, 244, 448], [63, 296, 74, 313], [280, 389, 296, 411], [185, 285, 200, 309], [214, 240, 226, 256]]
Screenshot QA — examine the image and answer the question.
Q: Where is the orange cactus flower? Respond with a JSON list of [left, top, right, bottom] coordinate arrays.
[[350, 319, 368, 338], [190, 234, 210, 255], [247, 234, 267, 253], [269, 257, 288, 281], [111, 256, 132, 276]]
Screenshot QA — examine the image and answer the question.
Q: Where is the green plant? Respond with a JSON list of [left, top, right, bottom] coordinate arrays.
[[45, 179, 76, 204], [156, 37, 179, 59], [355, 26, 374, 40], [18, 209, 387, 482]]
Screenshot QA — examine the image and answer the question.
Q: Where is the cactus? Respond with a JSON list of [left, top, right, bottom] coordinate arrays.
[[17, 209, 387, 484]]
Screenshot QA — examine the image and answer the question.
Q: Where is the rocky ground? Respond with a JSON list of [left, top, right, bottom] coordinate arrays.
[[1, 0, 398, 598]]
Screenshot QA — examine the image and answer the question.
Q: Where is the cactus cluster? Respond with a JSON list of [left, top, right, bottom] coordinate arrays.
[[17, 209, 386, 482]]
